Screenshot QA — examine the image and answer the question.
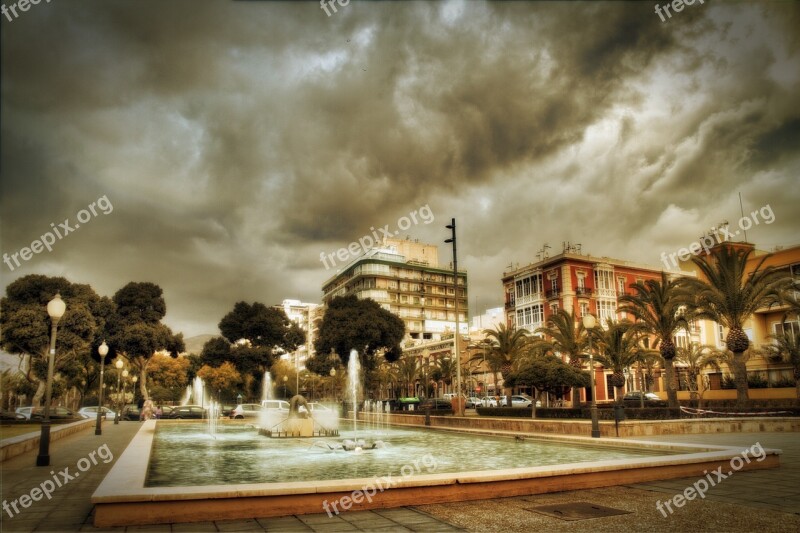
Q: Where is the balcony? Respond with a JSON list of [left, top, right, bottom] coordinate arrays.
[[575, 287, 592, 298], [505, 300, 515, 310], [546, 289, 560, 299]]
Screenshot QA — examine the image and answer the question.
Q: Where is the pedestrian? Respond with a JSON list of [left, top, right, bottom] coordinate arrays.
[[155, 406, 162, 419], [142, 399, 154, 421]]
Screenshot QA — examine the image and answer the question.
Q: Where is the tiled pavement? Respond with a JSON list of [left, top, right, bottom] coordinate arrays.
[[1, 422, 798, 532], [628, 432, 800, 515]]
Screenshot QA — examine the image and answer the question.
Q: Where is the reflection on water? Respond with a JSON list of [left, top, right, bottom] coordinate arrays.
[[146, 422, 672, 487]]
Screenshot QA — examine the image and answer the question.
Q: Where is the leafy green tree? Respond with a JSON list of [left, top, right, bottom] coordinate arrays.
[[219, 301, 289, 348], [147, 353, 191, 402], [683, 245, 790, 407], [589, 320, 649, 404], [480, 324, 530, 406], [109, 282, 185, 400], [535, 310, 587, 407], [310, 295, 405, 376], [1, 275, 104, 406], [506, 354, 590, 413], [619, 271, 690, 409], [197, 362, 242, 402]]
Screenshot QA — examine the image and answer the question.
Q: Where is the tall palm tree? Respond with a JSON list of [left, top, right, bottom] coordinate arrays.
[[589, 320, 648, 404], [481, 324, 530, 406], [535, 310, 587, 407], [468, 339, 503, 399], [619, 271, 689, 409], [674, 344, 724, 407], [683, 245, 790, 407], [433, 357, 457, 394]]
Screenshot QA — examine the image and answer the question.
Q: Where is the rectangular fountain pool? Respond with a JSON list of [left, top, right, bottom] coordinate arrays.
[[93, 419, 781, 527], [147, 422, 673, 487]]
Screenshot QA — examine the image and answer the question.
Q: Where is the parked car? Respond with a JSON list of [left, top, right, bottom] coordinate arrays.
[[397, 397, 420, 410], [78, 406, 116, 420], [15, 407, 34, 420], [231, 403, 263, 419], [166, 405, 208, 419], [30, 407, 78, 421], [121, 404, 141, 421], [622, 391, 667, 406], [1, 410, 27, 421], [466, 397, 482, 408], [219, 405, 235, 417], [418, 398, 453, 412], [158, 405, 174, 417], [307, 402, 333, 413]]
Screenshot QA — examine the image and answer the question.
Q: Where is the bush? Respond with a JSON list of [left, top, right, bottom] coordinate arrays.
[[721, 375, 736, 389], [477, 406, 682, 420], [748, 374, 769, 389], [772, 376, 797, 388]]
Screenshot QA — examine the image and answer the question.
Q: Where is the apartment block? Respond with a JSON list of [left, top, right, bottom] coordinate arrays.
[[321, 238, 468, 343]]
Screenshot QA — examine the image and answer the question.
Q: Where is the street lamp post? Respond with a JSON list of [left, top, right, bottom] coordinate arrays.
[[329, 368, 336, 401], [95, 341, 109, 435], [283, 375, 288, 398], [114, 360, 123, 424], [37, 294, 66, 467], [445, 218, 464, 416], [583, 314, 601, 438]]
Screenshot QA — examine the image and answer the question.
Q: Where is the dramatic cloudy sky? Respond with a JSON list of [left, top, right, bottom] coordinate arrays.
[[2, 0, 799, 338]]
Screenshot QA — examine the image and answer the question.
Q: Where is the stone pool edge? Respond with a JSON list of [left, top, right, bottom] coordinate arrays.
[[91, 420, 781, 527]]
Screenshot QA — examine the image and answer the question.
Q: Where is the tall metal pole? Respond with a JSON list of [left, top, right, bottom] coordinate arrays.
[[95, 341, 108, 435], [445, 219, 463, 416], [36, 317, 59, 465], [37, 294, 65, 467]]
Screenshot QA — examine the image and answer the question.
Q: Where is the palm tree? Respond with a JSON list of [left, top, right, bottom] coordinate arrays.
[[589, 320, 648, 404], [619, 271, 689, 409], [674, 344, 724, 407], [468, 339, 503, 399], [481, 324, 531, 406], [433, 357, 457, 395], [394, 357, 418, 397], [535, 310, 587, 407], [683, 245, 790, 407], [763, 331, 800, 400]]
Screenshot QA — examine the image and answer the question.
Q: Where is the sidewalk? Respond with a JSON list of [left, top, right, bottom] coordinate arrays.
[[2, 424, 798, 532]]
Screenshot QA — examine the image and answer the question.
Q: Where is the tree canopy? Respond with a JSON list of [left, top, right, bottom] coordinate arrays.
[[309, 295, 405, 374]]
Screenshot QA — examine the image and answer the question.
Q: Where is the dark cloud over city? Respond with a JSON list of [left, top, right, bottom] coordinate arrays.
[[2, 0, 799, 337]]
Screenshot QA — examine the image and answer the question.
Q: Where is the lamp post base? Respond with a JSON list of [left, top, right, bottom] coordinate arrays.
[[95, 412, 103, 435], [36, 422, 51, 466]]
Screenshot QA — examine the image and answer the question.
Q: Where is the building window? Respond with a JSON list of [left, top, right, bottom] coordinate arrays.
[[597, 300, 617, 326], [617, 277, 626, 296], [550, 303, 559, 315], [579, 302, 589, 318], [774, 321, 800, 342], [717, 323, 726, 347]]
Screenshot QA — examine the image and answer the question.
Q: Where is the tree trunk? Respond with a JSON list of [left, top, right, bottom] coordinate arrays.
[[31, 379, 46, 407], [571, 387, 580, 408], [531, 388, 537, 418], [731, 351, 750, 408], [664, 360, 679, 409], [615, 385, 625, 405]]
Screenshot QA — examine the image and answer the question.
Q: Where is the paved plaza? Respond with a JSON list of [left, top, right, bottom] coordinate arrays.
[[1, 422, 798, 532]]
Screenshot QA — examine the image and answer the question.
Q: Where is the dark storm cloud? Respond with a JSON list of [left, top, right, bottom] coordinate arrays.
[[2, 0, 799, 336]]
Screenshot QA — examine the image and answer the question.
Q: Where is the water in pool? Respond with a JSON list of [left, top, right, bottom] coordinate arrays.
[[146, 422, 673, 487]]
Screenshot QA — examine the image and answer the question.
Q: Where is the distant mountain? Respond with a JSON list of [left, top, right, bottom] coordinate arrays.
[[182, 334, 216, 355]]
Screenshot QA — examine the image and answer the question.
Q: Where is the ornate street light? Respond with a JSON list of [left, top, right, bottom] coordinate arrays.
[[95, 341, 109, 435], [444, 218, 464, 416], [37, 294, 66, 467], [583, 314, 600, 438]]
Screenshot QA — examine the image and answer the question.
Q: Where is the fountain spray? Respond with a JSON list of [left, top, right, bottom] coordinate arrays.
[[347, 349, 361, 437]]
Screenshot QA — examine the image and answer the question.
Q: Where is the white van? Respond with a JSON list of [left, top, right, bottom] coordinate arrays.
[[261, 400, 289, 411]]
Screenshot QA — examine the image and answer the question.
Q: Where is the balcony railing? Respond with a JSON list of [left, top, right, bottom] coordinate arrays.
[[575, 287, 592, 297], [546, 289, 560, 299]]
